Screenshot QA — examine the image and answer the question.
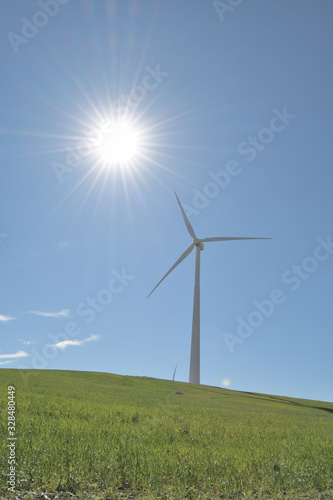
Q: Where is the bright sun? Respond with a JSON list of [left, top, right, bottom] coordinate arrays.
[[97, 120, 140, 168]]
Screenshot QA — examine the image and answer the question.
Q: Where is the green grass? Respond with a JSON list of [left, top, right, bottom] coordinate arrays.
[[0, 369, 332, 499]]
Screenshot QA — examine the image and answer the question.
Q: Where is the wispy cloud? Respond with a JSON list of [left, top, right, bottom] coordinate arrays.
[[28, 309, 70, 318], [52, 334, 100, 351], [0, 350, 30, 359], [17, 339, 35, 345], [58, 241, 70, 248], [0, 314, 16, 322], [0, 360, 14, 366]]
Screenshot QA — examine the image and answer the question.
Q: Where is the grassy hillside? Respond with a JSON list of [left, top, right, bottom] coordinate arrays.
[[0, 369, 332, 499]]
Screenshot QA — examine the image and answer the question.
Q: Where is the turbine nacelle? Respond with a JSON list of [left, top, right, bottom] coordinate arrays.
[[194, 240, 204, 250]]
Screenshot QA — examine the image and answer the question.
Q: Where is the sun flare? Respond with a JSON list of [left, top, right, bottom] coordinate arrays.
[[96, 119, 140, 168]]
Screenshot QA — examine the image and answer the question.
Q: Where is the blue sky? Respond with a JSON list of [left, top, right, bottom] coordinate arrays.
[[1, 0, 332, 402]]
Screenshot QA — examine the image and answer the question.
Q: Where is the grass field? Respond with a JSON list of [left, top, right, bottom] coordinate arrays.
[[0, 369, 332, 499]]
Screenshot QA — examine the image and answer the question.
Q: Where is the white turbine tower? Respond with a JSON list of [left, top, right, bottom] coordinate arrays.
[[147, 192, 271, 385]]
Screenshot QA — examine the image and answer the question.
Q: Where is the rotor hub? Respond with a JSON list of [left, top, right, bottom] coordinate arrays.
[[195, 240, 204, 250]]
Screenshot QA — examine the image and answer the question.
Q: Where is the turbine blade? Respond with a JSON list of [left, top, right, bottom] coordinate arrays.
[[200, 237, 272, 242], [147, 243, 195, 298], [174, 192, 197, 240]]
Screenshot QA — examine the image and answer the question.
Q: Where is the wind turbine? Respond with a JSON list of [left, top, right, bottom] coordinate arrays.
[[173, 363, 177, 382], [147, 192, 271, 385]]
